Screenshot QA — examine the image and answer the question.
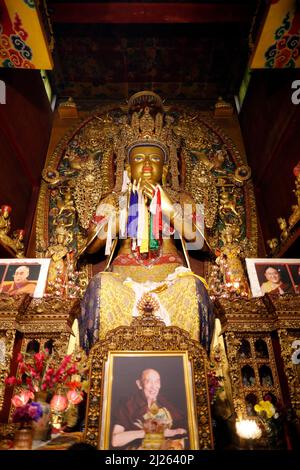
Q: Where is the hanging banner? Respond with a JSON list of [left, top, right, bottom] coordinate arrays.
[[0, 0, 53, 69], [251, 0, 300, 69]]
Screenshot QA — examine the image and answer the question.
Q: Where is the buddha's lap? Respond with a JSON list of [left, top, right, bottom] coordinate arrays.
[[98, 271, 200, 340]]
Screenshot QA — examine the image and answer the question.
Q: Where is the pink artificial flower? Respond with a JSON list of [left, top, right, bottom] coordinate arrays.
[[50, 394, 68, 412], [11, 390, 34, 408]]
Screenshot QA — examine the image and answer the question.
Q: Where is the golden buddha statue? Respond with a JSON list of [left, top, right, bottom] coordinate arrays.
[[46, 225, 70, 286], [78, 93, 215, 354], [0, 205, 11, 235]]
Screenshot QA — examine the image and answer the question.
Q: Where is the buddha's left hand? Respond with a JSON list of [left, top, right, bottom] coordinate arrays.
[[142, 182, 174, 218]]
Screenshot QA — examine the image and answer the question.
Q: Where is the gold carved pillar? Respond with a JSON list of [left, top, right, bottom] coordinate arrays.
[[218, 294, 300, 448], [270, 295, 300, 438], [17, 297, 80, 358], [0, 295, 31, 412], [217, 297, 283, 419], [277, 329, 300, 419]]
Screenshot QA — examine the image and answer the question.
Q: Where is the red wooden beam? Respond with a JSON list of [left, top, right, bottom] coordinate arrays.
[[50, 3, 252, 24]]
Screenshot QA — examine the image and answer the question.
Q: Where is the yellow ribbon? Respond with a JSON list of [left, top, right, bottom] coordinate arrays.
[[140, 199, 149, 254]]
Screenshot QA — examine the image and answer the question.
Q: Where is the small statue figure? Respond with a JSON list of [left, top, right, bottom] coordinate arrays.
[[46, 225, 70, 290], [57, 187, 76, 218], [12, 229, 25, 258], [0, 206, 27, 256], [288, 175, 300, 229], [0, 205, 11, 235], [277, 217, 288, 242], [289, 204, 300, 230], [217, 225, 250, 297], [267, 238, 279, 253], [219, 187, 240, 221]]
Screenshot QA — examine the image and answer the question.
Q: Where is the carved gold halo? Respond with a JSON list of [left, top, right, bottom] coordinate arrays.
[[36, 94, 259, 304]]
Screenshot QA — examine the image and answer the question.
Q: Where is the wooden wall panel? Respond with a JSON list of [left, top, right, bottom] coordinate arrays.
[[0, 69, 53, 253], [239, 69, 300, 250]]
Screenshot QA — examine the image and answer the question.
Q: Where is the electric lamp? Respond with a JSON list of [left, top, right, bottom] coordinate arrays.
[[236, 419, 262, 449]]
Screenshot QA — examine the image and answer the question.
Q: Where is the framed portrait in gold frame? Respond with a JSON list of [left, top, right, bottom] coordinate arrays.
[[84, 313, 213, 450], [100, 351, 198, 450], [246, 258, 300, 297], [0, 258, 50, 298]]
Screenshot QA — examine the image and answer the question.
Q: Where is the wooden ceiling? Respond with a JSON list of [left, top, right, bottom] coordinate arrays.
[[48, 1, 258, 103]]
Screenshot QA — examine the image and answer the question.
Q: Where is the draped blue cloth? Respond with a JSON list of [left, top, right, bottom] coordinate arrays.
[[195, 278, 215, 354], [78, 273, 101, 354]]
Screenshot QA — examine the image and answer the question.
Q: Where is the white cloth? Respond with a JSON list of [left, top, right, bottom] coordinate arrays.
[[123, 277, 171, 325], [123, 268, 192, 326], [105, 215, 113, 255]]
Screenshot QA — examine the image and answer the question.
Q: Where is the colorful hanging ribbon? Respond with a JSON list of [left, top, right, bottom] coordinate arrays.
[[149, 186, 162, 250], [127, 189, 139, 239]]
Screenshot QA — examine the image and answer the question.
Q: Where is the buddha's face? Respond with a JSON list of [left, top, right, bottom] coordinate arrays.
[[128, 145, 166, 187]]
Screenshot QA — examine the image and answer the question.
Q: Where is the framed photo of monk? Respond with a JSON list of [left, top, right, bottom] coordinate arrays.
[[100, 352, 199, 450], [246, 258, 300, 297], [0, 258, 51, 298]]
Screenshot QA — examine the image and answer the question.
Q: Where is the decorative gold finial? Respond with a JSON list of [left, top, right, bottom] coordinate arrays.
[[128, 91, 164, 111], [58, 97, 78, 119], [137, 293, 160, 317], [214, 96, 233, 117]]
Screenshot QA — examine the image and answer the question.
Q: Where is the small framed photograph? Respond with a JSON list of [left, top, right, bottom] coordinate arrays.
[[246, 258, 300, 297], [0, 258, 51, 298], [100, 352, 199, 450]]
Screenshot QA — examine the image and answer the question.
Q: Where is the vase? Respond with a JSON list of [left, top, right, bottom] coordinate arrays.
[[13, 427, 33, 450], [32, 391, 51, 442]]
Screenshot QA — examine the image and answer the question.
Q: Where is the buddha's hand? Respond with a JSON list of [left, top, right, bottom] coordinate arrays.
[[164, 428, 187, 437], [141, 182, 174, 218]]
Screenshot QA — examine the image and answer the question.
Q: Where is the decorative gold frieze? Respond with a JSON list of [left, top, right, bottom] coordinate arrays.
[[277, 329, 300, 420], [217, 294, 300, 433]]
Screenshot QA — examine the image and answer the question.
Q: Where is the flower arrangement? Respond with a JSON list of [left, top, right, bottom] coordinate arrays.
[[12, 402, 43, 426], [5, 349, 88, 430], [254, 396, 284, 448], [5, 349, 81, 396], [207, 369, 224, 404], [254, 399, 278, 420]]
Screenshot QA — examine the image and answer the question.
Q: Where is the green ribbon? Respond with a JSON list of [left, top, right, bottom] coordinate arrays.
[[149, 213, 159, 251]]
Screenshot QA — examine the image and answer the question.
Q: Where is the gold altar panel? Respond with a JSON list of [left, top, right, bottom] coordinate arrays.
[[85, 313, 213, 450]]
